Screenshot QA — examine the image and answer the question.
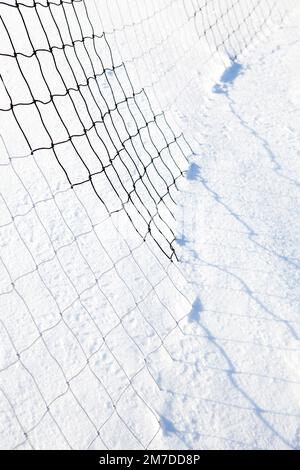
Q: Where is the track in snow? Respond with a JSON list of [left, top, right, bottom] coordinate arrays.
[[174, 7, 300, 450]]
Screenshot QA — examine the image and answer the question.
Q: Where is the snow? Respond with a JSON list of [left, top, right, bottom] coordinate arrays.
[[175, 7, 300, 450], [0, 0, 300, 451]]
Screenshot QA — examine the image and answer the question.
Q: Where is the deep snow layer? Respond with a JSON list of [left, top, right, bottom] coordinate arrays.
[[175, 6, 300, 449]]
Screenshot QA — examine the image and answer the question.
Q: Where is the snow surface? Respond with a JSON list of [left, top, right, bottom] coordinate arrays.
[[0, 0, 300, 450], [175, 8, 300, 449]]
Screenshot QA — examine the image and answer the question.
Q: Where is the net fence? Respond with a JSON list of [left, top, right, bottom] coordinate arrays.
[[0, 0, 296, 450]]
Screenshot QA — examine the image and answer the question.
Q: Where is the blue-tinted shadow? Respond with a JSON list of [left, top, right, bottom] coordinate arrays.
[[160, 416, 178, 435], [176, 234, 189, 247], [213, 62, 243, 94], [220, 62, 243, 85]]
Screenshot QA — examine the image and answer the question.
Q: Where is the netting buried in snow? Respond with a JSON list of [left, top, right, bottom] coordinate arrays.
[[0, 0, 297, 450]]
